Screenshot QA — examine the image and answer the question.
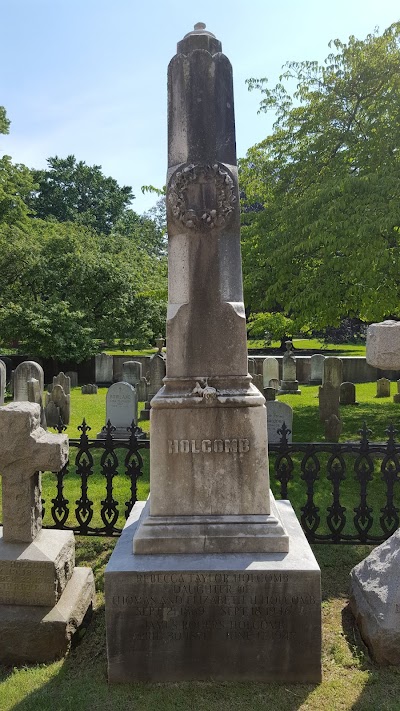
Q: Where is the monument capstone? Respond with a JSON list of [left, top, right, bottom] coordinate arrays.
[[105, 23, 321, 683]]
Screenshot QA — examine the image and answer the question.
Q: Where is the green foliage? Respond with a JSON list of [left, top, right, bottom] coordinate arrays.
[[112, 209, 166, 257], [240, 22, 400, 330], [29, 155, 134, 234], [0, 220, 167, 360], [247, 311, 295, 342]]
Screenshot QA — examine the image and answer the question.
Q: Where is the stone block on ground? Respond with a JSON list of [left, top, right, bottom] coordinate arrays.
[[0, 567, 95, 665], [340, 382, 357, 405], [367, 320, 400, 370], [0, 528, 75, 606], [350, 528, 400, 665], [106, 500, 321, 683], [376, 377, 391, 398]]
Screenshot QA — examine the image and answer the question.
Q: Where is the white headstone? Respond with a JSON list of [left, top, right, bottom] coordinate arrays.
[[95, 352, 113, 384], [13, 361, 44, 402], [263, 357, 279, 388], [266, 400, 293, 444], [106, 381, 138, 429], [122, 361, 142, 387], [310, 354, 325, 384]]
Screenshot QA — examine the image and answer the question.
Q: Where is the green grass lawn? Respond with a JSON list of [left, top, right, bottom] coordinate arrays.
[[248, 338, 366, 357], [2, 385, 400, 708], [1, 541, 400, 711]]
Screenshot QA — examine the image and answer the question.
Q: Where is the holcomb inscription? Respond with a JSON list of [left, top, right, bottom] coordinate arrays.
[[168, 438, 250, 454]]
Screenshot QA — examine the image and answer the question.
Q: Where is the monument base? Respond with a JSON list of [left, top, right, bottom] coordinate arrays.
[[0, 567, 95, 665], [278, 381, 301, 395], [105, 500, 321, 683], [133, 496, 289, 554]]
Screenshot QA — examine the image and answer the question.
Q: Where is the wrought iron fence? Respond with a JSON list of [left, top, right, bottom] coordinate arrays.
[[36, 419, 400, 544]]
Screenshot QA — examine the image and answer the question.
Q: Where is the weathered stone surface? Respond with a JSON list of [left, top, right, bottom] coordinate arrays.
[[324, 413, 342, 442], [81, 383, 98, 394], [45, 400, 60, 427], [27, 377, 41, 404], [350, 528, 400, 665], [52, 372, 71, 395], [106, 500, 321, 683], [0, 528, 75, 606], [309, 354, 325, 384], [263, 357, 279, 388], [95, 352, 113, 384], [340, 381, 357, 405], [319, 382, 339, 422], [266, 400, 293, 444], [136, 376, 148, 402], [248, 357, 257, 376], [65, 370, 78, 387], [263, 386, 276, 401], [0, 359, 6, 405], [376, 377, 391, 398], [13, 361, 44, 402], [252, 373, 263, 393], [148, 353, 166, 400], [122, 360, 142, 387], [0, 402, 68, 543], [46, 383, 70, 425], [367, 320, 400, 370], [0, 567, 95, 665], [323, 357, 343, 388]]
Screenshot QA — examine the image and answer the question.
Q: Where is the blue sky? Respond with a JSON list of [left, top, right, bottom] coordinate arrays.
[[1, 0, 399, 214]]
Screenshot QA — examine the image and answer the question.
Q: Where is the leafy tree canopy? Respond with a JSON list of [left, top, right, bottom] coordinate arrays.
[[0, 106, 36, 226], [0, 219, 167, 361], [240, 22, 400, 331], [29, 155, 134, 234]]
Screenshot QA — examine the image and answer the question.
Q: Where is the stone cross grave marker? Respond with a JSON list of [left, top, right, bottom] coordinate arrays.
[[13, 361, 44, 402], [0, 402, 68, 543], [263, 356, 279, 388]]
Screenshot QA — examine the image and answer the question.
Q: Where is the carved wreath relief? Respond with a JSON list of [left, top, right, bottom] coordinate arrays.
[[168, 162, 236, 230]]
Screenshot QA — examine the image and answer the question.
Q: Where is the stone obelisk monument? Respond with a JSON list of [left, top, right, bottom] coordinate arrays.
[[106, 24, 321, 682]]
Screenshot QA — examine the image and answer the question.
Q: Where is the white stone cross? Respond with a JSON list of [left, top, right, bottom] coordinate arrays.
[[0, 402, 68, 543]]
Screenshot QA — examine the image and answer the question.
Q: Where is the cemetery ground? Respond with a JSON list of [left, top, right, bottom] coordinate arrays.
[[1, 383, 400, 709]]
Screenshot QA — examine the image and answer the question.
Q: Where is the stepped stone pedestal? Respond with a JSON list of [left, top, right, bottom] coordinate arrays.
[[0, 402, 95, 664], [105, 23, 321, 683]]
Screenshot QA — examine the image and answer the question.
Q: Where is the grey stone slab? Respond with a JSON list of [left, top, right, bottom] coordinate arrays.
[[0, 359, 6, 405], [0, 527, 75, 606], [367, 320, 400, 369], [122, 360, 142, 387], [266, 400, 293, 444], [376, 377, 391, 398], [0, 567, 95, 665], [323, 357, 343, 388], [310, 354, 325, 384], [65, 371, 78, 387], [95, 352, 113, 384], [318, 382, 339, 422], [350, 528, 400, 665], [340, 381, 357, 405], [105, 499, 321, 683]]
